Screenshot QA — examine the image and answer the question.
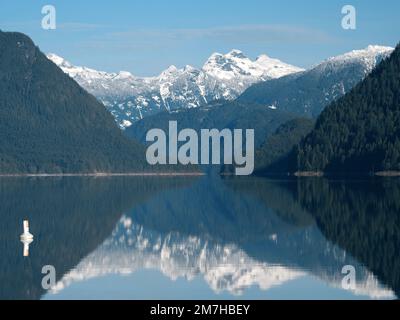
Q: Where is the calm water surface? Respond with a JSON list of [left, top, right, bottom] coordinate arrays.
[[0, 176, 398, 300]]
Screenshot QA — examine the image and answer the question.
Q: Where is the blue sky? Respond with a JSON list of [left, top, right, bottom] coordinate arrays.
[[1, 0, 399, 76]]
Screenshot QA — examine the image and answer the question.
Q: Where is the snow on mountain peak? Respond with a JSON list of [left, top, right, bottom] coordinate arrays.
[[47, 53, 77, 71], [47, 46, 393, 130], [184, 64, 197, 72], [47, 53, 114, 81], [47, 50, 301, 128], [333, 45, 393, 60], [116, 71, 134, 79], [324, 45, 394, 71], [366, 44, 393, 52], [255, 54, 305, 78], [226, 49, 247, 59], [164, 65, 179, 73], [47, 53, 66, 66], [202, 49, 303, 81]]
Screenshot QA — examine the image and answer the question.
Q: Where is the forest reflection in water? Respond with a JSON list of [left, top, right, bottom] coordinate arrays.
[[0, 175, 398, 300]]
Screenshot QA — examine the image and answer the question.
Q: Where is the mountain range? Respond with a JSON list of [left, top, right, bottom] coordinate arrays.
[[49, 45, 393, 132], [48, 50, 303, 129], [238, 45, 394, 117], [1, 29, 397, 176], [124, 45, 394, 153]]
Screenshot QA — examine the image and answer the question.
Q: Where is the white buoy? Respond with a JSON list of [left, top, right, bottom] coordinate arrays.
[[20, 220, 34, 257], [20, 220, 34, 240]]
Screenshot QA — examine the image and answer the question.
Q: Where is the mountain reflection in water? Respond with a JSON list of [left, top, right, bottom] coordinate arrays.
[[0, 176, 398, 300]]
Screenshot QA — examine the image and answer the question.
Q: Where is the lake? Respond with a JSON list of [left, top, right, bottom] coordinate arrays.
[[0, 175, 398, 300]]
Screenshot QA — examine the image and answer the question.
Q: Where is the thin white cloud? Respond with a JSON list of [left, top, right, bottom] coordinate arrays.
[[79, 24, 335, 51], [57, 22, 108, 31], [0, 21, 107, 32]]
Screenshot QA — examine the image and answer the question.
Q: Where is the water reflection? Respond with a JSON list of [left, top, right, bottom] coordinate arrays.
[[0, 177, 192, 300], [0, 176, 398, 300], [224, 177, 400, 298]]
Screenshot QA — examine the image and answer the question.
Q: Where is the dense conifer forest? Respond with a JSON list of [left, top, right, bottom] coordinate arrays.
[[296, 44, 400, 174], [0, 31, 149, 173]]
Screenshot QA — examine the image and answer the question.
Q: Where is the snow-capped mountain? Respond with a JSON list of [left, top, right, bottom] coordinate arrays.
[[47, 50, 303, 129], [238, 45, 394, 117], [203, 49, 303, 80], [322, 45, 394, 72], [48, 45, 393, 129], [126, 45, 394, 147]]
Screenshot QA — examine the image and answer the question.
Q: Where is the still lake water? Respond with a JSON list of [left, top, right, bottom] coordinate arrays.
[[0, 175, 398, 300]]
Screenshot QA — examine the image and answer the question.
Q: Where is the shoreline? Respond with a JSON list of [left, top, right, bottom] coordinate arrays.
[[273, 171, 400, 178], [295, 171, 400, 177], [0, 172, 205, 178], [375, 171, 400, 177], [294, 171, 324, 177], [2, 171, 400, 178]]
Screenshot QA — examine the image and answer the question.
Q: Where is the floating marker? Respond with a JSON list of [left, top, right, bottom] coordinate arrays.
[[20, 220, 34, 240], [20, 220, 34, 257]]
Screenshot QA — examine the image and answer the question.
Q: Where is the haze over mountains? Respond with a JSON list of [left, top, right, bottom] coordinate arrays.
[[48, 50, 303, 129]]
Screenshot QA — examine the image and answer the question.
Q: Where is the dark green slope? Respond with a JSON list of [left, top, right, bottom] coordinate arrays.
[[220, 118, 315, 176], [0, 31, 148, 174], [254, 118, 315, 175], [125, 100, 297, 148], [297, 44, 400, 174]]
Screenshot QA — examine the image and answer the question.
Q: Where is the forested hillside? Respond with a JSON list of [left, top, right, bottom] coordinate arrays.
[[125, 100, 297, 148], [0, 31, 149, 174], [296, 44, 400, 174], [254, 118, 315, 174]]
